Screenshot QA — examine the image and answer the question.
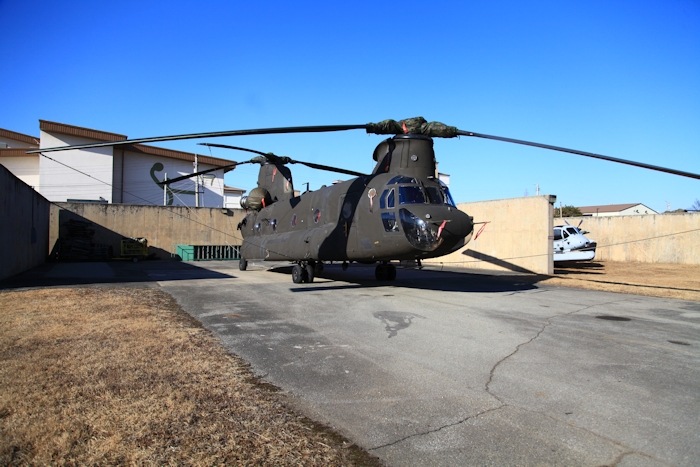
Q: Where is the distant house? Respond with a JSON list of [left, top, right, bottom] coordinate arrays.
[[0, 121, 236, 207], [578, 203, 658, 217]]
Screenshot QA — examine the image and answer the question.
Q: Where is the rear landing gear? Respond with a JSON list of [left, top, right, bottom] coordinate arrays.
[[375, 262, 397, 281]]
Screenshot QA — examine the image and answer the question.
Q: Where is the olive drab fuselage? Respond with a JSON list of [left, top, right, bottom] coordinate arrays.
[[238, 135, 474, 263]]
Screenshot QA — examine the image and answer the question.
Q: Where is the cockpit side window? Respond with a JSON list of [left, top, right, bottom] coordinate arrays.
[[379, 188, 396, 209], [553, 228, 562, 240], [562, 229, 569, 239], [439, 181, 456, 207], [399, 186, 426, 205]]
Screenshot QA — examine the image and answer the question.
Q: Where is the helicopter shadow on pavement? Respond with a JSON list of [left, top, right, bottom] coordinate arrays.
[[271, 264, 542, 294]]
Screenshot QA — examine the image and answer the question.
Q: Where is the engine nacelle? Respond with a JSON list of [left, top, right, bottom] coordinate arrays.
[[242, 187, 272, 211]]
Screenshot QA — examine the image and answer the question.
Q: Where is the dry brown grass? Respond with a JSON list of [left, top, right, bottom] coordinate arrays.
[[544, 261, 700, 301], [0, 288, 381, 466]]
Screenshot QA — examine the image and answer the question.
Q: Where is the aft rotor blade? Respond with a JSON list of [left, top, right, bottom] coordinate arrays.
[[292, 160, 366, 177], [457, 130, 700, 180], [201, 142, 367, 177], [27, 124, 368, 154], [160, 160, 249, 186]]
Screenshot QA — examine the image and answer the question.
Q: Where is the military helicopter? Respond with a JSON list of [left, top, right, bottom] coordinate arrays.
[[31, 116, 700, 283]]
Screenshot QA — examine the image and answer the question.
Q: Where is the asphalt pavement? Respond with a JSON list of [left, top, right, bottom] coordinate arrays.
[[3, 260, 699, 466]]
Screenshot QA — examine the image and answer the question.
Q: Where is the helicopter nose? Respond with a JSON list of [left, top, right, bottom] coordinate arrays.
[[399, 208, 473, 252]]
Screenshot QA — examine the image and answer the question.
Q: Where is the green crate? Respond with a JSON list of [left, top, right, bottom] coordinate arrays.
[[176, 244, 194, 261]]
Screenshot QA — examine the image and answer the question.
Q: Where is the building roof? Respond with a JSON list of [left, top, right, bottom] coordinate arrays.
[[578, 203, 652, 214], [0, 128, 40, 146], [39, 120, 236, 170], [224, 185, 246, 193], [40, 120, 127, 142], [0, 148, 37, 158]]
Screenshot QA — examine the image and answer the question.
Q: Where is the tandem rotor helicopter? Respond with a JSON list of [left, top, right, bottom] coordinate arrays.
[[32, 116, 700, 283]]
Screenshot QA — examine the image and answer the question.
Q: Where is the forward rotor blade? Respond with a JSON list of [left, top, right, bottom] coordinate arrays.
[[198, 143, 268, 157], [159, 160, 249, 186], [28, 124, 368, 154], [457, 130, 700, 180]]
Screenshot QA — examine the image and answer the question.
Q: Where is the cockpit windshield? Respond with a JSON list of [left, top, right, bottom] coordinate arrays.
[[425, 186, 443, 205], [398, 186, 426, 205]]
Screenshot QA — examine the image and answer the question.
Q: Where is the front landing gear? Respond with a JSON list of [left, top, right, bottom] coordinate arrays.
[[375, 262, 397, 281], [292, 261, 320, 284]]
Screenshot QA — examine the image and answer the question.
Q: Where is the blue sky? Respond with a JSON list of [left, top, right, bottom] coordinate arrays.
[[1, 0, 698, 212]]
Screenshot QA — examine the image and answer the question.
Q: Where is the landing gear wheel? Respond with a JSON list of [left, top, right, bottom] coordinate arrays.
[[387, 264, 397, 281], [239, 258, 248, 271], [375, 263, 396, 281], [375, 264, 387, 281], [292, 264, 305, 284], [305, 264, 315, 283], [314, 262, 324, 275], [342, 261, 349, 271]]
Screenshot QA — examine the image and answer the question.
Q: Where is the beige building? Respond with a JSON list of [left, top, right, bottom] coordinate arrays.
[[578, 203, 657, 217]]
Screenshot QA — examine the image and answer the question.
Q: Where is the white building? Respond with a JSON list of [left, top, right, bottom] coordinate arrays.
[[578, 203, 658, 217], [223, 185, 246, 209], [0, 121, 243, 207]]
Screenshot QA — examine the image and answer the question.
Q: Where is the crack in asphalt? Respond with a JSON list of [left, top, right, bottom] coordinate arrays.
[[369, 298, 641, 457], [367, 405, 507, 452], [486, 298, 629, 396], [483, 298, 671, 467]]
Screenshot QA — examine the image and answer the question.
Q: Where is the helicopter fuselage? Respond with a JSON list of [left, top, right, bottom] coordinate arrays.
[[239, 172, 473, 263]]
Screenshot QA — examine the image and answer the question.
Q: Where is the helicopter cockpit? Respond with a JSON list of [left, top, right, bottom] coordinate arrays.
[[377, 176, 458, 251]]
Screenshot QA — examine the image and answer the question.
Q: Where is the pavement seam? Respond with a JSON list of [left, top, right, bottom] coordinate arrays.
[[366, 404, 507, 452]]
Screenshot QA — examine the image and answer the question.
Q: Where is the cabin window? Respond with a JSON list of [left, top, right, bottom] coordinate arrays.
[[254, 222, 261, 234], [313, 209, 321, 223], [381, 212, 399, 232], [399, 186, 426, 205], [291, 214, 297, 227], [270, 219, 277, 231], [553, 228, 562, 240]]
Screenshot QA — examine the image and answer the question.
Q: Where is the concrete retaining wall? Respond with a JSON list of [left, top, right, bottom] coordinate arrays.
[[50, 203, 247, 260], [425, 195, 556, 274], [558, 213, 700, 264], [0, 164, 51, 280]]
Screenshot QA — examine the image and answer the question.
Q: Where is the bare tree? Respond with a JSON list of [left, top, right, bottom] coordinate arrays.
[[689, 199, 700, 212]]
